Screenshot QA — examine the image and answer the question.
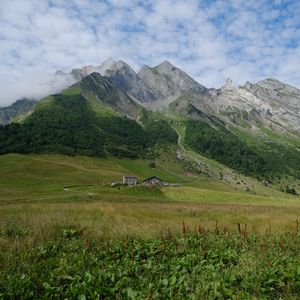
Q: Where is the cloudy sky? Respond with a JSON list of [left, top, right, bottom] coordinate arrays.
[[1, 0, 300, 106]]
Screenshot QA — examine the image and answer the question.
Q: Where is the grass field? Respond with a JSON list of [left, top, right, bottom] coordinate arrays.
[[1, 153, 300, 298]]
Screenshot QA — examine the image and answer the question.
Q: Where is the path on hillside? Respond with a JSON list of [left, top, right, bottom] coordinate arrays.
[[171, 124, 232, 179], [173, 126, 208, 166]]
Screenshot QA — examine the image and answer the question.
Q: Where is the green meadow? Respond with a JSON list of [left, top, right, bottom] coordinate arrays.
[[1, 153, 300, 298]]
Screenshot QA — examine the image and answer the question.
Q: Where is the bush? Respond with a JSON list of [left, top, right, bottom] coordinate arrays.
[[148, 162, 156, 168]]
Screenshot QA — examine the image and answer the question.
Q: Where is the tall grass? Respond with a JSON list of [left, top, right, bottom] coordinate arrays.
[[2, 221, 300, 299], [2, 154, 300, 298]]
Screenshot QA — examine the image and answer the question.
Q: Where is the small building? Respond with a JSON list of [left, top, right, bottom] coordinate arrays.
[[142, 176, 166, 186], [123, 176, 137, 185]]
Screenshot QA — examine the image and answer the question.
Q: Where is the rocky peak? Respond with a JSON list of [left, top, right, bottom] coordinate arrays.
[[156, 60, 176, 72], [225, 78, 233, 86], [244, 78, 300, 102], [101, 61, 156, 103], [99, 57, 117, 71], [243, 81, 253, 90], [138, 61, 207, 102], [71, 66, 98, 80], [103, 60, 129, 73], [138, 61, 175, 75], [103, 60, 137, 80], [137, 64, 152, 76], [221, 78, 237, 95], [256, 78, 286, 91], [68, 58, 119, 79]]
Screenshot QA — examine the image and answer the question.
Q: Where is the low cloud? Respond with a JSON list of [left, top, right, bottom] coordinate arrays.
[[0, 73, 76, 106], [1, 0, 300, 106]]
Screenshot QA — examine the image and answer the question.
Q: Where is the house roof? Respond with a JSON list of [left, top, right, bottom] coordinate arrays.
[[142, 176, 163, 182], [123, 176, 137, 179]]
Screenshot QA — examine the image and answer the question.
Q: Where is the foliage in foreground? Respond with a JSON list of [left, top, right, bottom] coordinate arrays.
[[1, 225, 300, 299]]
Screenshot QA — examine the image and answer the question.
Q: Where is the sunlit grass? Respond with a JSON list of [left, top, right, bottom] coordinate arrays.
[[2, 153, 300, 298]]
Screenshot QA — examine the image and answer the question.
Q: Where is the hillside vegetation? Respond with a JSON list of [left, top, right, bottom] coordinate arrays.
[[184, 120, 268, 178], [0, 94, 177, 159]]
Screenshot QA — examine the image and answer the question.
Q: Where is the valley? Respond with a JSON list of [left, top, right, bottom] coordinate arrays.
[[3, 0, 300, 296], [1, 153, 300, 234], [2, 59, 300, 298], [1, 153, 300, 298]]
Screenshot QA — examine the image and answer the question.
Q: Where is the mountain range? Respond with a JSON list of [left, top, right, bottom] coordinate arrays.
[[3, 58, 300, 131], [1, 59, 300, 189], [53, 58, 300, 133]]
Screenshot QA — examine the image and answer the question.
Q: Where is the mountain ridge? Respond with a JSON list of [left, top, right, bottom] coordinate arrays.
[[3, 59, 299, 133], [2, 59, 300, 187], [0, 98, 37, 125]]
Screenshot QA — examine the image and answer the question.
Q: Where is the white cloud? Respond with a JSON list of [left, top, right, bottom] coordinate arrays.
[[1, 0, 300, 106], [0, 73, 77, 106]]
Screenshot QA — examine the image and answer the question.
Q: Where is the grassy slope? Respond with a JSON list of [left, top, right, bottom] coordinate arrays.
[[1, 153, 300, 235], [62, 84, 119, 117], [170, 120, 296, 197], [230, 124, 300, 187], [0, 153, 189, 203], [2, 154, 300, 298]]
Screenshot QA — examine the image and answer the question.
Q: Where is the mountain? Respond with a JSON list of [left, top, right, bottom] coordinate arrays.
[[138, 60, 207, 106], [203, 78, 300, 133], [56, 58, 117, 81], [2, 59, 300, 186], [99, 60, 158, 103], [56, 59, 208, 107], [243, 78, 300, 131], [0, 99, 37, 125], [79, 72, 141, 118], [0, 73, 178, 158]]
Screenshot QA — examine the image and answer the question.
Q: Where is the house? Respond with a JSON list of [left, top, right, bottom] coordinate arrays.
[[123, 176, 137, 185], [142, 176, 167, 186]]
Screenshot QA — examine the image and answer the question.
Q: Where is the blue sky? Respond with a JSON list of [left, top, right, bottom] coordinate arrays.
[[1, 0, 300, 105]]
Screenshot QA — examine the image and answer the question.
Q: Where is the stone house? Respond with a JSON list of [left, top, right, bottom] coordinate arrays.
[[123, 176, 137, 185], [142, 176, 167, 186]]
